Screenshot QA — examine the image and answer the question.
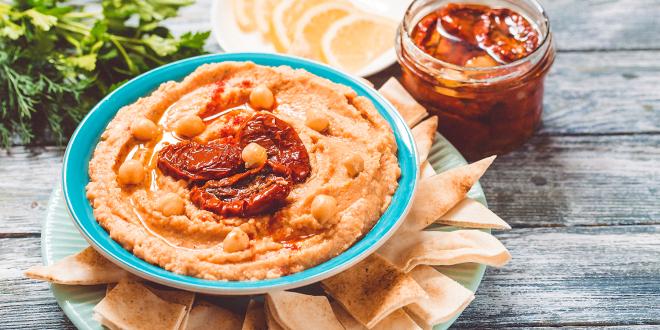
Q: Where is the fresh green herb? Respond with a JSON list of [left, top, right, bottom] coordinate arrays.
[[0, 0, 210, 148]]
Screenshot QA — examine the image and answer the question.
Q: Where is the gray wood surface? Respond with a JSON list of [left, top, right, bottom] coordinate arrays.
[[1, 0, 659, 328]]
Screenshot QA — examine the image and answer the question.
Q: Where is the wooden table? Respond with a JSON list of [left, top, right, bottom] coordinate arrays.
[[2, 0, 659, 328]]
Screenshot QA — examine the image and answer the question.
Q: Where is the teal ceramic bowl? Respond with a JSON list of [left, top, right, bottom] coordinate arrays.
[[62, 53, 418, 295]]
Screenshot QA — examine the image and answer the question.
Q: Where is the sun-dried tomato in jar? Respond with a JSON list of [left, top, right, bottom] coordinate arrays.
[[396, 0, 555, 159]]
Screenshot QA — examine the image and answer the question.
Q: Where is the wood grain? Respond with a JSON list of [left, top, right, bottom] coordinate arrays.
[[481, 134, 660, 228], [4, 226, 658, 329], [454, 225, 660, 328]]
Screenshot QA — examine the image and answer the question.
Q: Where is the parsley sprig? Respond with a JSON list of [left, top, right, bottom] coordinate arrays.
[[0, 0, 209, 148]]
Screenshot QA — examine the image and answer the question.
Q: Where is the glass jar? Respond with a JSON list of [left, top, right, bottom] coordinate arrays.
[[396, 0, 555, 160]]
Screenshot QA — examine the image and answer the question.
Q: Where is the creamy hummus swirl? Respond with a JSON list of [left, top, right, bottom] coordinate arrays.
[[86, 62, 400, 280]]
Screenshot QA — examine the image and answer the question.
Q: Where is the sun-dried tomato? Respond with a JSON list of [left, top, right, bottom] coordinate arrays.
[[237, 113, 311, 183], [190, 170, 292, 217], [157, 111, 311, 218], [157, 140, 243, 181]]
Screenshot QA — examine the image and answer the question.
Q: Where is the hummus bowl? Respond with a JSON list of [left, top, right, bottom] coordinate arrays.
[[62, 53, 418, 294]]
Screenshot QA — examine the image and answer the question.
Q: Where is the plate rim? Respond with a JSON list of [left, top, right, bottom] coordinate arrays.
[[60, 52, 419, 295]]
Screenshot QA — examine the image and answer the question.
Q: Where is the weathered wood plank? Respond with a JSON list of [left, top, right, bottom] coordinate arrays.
[[0, 237, 74, 329], [455, 225, 660, 328], [0, 147, 64, 234], [4, 226, 658, 328], [481, 134, 660, 228], [1, 134, 656, 234]]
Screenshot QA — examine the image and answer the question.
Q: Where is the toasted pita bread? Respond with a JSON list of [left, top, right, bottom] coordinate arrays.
[[379, 230, 511, 272], [405, 266, 474, 328], [321, 254, 428, 328], [330, 301, 366, 330], [105, 283, 195, 330], [378, 77, 428, 127], [242, 299, 267, 330], [372, 309, 421, 330], [412, 117, 438, 164], [402, 156, 495, 232], [186, 300, 242, 330], [438, 198, 511, 229], [25, 246, 129, 285], [266, 291, 344, 330], [264, 301, 285, 330], [93, 279, 186, 330], [420, 161, 436, 179]]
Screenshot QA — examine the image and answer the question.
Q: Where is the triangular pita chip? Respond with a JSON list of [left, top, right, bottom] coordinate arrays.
[[321, 254, 428, 328], [186, 300, 242, 330], [378, 230, 511, 272], [402, 156, 495, 232], [25, 246, 129, 285], [404, 266, 474, 328], [372, 309, 421, 330], [412, 117, 438, 164], [266, 291, 344, 330], [93, 279, 186, 330], [106, 283, 195, 330], [330, 301, 366, 330], [438, 198, 511, 229], [264, 301, 285, 330], [378, 77, 428, 127], [420, 161, 436, 179], [242, 299, 267, 330]]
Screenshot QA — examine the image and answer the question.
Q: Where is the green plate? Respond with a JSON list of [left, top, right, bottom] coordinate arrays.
[[42, 133, 487, 330]]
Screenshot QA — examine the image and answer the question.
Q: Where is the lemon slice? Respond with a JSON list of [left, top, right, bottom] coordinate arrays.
[[272, 0, 329, 52], [232, 0, 256, 32], [322, 15, 397, 74], [289, 3, 353, 61], [254, 0, 281, 37]]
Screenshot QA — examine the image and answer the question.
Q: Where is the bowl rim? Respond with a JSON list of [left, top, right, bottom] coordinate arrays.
[[61, 52, 418, 295]]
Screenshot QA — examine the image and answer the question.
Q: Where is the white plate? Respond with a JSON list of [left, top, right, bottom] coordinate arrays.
[[210, 0, 412, 77]]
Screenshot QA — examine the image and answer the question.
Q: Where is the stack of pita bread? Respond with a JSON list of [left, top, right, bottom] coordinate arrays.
[[26, 78, 511, 330]]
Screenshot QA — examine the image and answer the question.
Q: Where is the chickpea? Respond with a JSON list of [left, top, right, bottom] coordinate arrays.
[[117, 159, 145, 185], [157, 192, 185, 216], [311, 194, 337, 224], [344, 154, 364, 177], [175, 115, 205, 138], [242, 142, 268, 169], [223, 228, 250, 252], [131, 117, 159, 141], [306, 110, 329, 132], [249, 85, 275, 110]]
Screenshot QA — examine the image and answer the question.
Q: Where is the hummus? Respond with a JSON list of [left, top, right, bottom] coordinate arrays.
[[86, 62, 400, 281]]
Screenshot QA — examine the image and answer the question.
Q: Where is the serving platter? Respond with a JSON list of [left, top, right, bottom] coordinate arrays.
[[43, 133, 488, 330]]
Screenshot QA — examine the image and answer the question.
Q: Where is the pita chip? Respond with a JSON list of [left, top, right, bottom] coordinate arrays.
[[264, 300, 285, 330], [321, 254, 428, 328], [266, 291, 344, 330], [186, 300, 242, 330], [372, 309, 422, 330], [242, 299, 267, 330], [437, 198, 511, 230], [378, 77, 428, 127], [405, 266, 474, 329], [378, 230, 511, 272], [93, 279, 186, 330], [106, 283, 195, 330], [412, 116, 438, 164], [420, 161, 436, 179], [330, 301, 366, 330], [25, 246, 129, 285], [403, 156, 495, 232]]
